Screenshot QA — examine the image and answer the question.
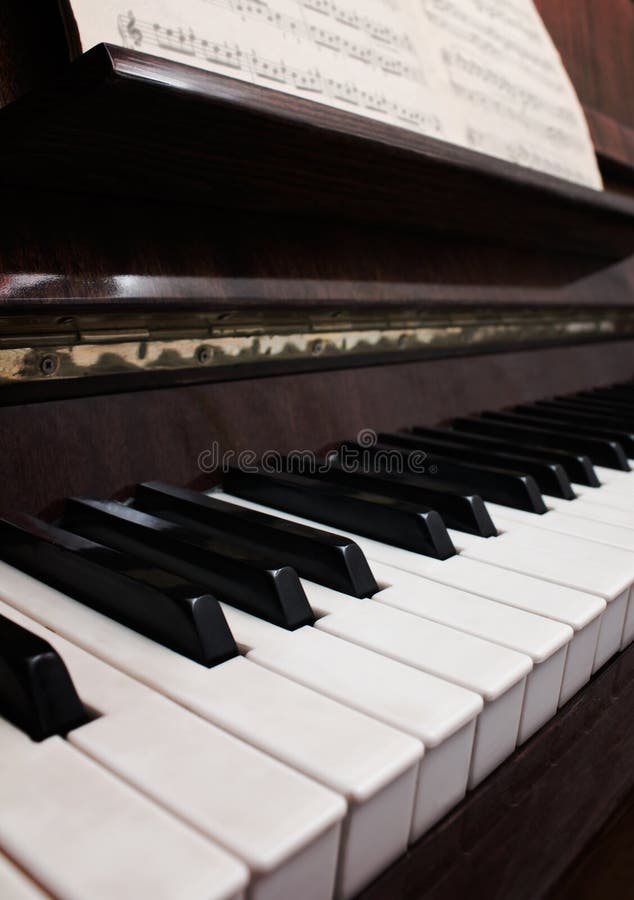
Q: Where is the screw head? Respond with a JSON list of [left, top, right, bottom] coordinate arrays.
[[312, 339, 324, 355], [39, 354, 59, 376], [196, 345, 211, 365]]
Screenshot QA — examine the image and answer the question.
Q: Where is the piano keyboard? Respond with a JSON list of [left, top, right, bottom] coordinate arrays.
[[2, 380, 634, 899]]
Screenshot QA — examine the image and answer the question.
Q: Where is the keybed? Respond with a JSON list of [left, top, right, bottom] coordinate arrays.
[[2, 378, 634, 896]]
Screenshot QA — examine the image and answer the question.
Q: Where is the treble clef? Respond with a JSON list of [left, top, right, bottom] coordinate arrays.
[[122, 10, 143, 47]]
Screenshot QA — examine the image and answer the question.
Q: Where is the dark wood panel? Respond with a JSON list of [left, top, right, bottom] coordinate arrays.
[[0, 0, 69, 107], [547, 790, 634, 900], [585, 108, 634, 175], [536, 0, 634, 132], [1, 338, 633, 520]]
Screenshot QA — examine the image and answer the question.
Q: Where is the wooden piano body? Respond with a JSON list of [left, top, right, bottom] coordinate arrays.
[[1, 1, 634, 897]]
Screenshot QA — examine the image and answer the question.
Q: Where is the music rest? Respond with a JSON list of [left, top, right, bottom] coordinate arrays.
[[0, 44, 633, 264]]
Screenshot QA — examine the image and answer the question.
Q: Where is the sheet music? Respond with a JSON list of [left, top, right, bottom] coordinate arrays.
[[64, 0, 602, 189], [410, 0, 602, 188]]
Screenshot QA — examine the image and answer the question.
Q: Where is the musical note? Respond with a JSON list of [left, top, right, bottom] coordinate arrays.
[[153, 23, 196, 56], [251, 52, 288, 84], [202, 40, 243, 70], [290, 67, 323, 94], [308, 24, 342, 53], [120, 10, 143, 46]]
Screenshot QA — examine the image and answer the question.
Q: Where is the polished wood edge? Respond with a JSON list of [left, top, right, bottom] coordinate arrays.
[[0, 44, 633, 261], [1, 270, 630, 308], [357, 642, 634, 900]]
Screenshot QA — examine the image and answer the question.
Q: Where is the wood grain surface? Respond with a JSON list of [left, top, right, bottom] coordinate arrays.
[[535, 0, 634, 132]]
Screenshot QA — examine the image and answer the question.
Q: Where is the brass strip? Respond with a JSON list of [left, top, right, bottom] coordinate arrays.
[[1, 306, 634, 385]]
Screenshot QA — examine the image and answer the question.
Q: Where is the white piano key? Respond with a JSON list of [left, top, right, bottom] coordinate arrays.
[[366, 567, 571, 743], [450, 525, 632, 600], [586, 487, 634, 508], [0, 599, 345, 900], [0, 563, 438, 897], [216, 490, 604, 703], [77, 703, 343, 900], [575, 491, 634, 511], [375, 543, 603, 690], [486, 506, 634, 653], [197, 659, 422, 896], [594, 465, 634, 485], [302, 579, 534, 761], [303, 581, 531, 700], [182, 663, 420, 900], [0, 852, 48, 899], [0, 719, 248, 900], [225, 604, 484, 799], [459, 530, 630, 671], [621, 591, 634, 650], [547, 494, 634, 529], [575, 480, 634, 500], [224, 577, 529, 786], [486, 502, 634, 554]]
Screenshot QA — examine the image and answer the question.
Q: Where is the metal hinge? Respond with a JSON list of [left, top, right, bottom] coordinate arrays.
[[0, 305, 633, 386]]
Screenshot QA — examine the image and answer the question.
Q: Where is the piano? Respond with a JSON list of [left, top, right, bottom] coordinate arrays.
[[1, 1, 634, 898]]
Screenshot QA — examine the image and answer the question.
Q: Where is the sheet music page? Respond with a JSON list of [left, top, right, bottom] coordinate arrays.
[[64, 0, 602, 189], [409, 0, 603, 188]]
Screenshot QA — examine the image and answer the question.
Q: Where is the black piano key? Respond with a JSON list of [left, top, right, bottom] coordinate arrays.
[[590, 384, 634, 401], [381, 430, 575, 499], [281, 460, 497, 537], [340, 439, 547, 513], [511, 405, 634, 455], [452, 416, 607, 483], [419, 422, 600, 487], [0, 612, 89, 741], [0, 515, 239, 667], [530, 400, 634, 444], [61, 499, 314, 630], [583, 388, 634, 408], [476, 412, 631, 470], [133, 481, 378, 598], [222, 468, 457, 558], [539, 398, 634, 427], [573, 391, 634, 413]]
